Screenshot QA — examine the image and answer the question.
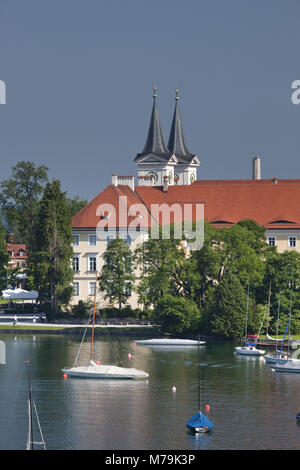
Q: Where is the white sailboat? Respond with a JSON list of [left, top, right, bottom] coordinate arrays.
[[62, 277, 149, 380], [235, 286, 265, 356], [25, 359, 46, 450], [269, 291, 300, 373], [264, 290, 288, 363]]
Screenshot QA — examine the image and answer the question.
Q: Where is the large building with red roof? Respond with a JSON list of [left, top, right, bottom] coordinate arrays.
[[71, 90, 300, 307]]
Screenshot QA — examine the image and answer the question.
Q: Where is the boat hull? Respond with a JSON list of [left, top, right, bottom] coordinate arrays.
[[62, 364, 149, 379], [269, 359, 300, 373], [135, 338, 206, 346], [235, 346, 265, 356], [264, 353, 288, 363]]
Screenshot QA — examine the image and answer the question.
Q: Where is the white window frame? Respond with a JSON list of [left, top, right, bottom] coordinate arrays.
[[73, 234, 80, 246], [73, 255, 80, 272], [267, 236, 276, 246], [288, 236, 297, 248], [88, 281, 96, 296], [87, 254, 97, 272], [73, 282, 80, 296], [88, 234, 97, 246]]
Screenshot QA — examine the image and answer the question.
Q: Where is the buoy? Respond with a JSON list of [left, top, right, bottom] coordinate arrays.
[[95, 360, 100, 365], [63, 374, 68, 379], [205, 404, 210, 411], [172, 386, 176, 392], [128, 353, 132, 358]]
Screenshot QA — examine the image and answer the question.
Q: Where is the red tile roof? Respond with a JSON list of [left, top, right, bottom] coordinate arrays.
[[7, 243, 27, 258], [72, 179, 300, 230], [72, 184, 153, 229]]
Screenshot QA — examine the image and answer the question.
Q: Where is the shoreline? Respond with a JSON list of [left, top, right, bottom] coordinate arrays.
[[0, 323, 158, 336]]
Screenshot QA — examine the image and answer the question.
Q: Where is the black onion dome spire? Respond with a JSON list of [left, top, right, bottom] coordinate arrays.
[[167, 90, 197, 164], [134, 87, 171, 162]]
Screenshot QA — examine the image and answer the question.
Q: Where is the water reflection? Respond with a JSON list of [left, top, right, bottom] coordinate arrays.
[[1, 335, 300, 449]]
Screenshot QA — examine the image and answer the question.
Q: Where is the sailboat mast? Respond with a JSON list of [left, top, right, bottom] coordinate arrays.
[[245, 285, 250, 340], [288, 289, 293, 356], [26, 359, 34, 451], [197, 336, 201, 411], [90, 273, 98, 362], [266, 280, 272, 336]]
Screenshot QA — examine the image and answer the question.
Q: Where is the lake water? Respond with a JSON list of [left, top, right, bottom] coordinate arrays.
[[0, 332, 299, 451]]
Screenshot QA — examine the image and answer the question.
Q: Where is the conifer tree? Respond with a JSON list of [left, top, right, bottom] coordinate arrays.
[[29, 179, 74, 314]]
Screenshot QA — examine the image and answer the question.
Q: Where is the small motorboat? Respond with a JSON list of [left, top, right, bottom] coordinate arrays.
[[235, 345, 265, 356], [134, 338, 206, 346]]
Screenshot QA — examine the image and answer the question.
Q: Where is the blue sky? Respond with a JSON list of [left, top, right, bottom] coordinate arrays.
[[0, 0, 300, 200]]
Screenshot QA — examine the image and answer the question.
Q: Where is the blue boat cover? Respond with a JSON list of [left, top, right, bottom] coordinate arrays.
[[186, 411, 213, 432]]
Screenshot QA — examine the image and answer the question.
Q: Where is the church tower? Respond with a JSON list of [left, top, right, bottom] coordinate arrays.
[[167, 90, 200, 185], [134, 88, 199, 186], [134, 87, 178, 186]]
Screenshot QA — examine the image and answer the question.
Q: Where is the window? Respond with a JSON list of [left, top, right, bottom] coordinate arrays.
[[124, 281, 132, 296], [73, 282, 80, 296], [88, 234, 97, 246], [88, 256, 97, 272], [73, 234, 80, 246], [88, 282, 96, 296], [73, 256, 80, 271], [267, 237, 276, 246], [123, 233, 131, 246], [105, 234, 115, 244], [288, 236, 297, 248]]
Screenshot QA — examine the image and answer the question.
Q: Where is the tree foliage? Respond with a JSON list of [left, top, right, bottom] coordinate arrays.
[[98, 238, 135, 309], [154, 294, 201, 336], [0, 161, 49, 248], [28, 179, 74, 313]]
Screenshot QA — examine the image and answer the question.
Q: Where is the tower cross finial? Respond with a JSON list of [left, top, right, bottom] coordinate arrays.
[[153, 84, 157, 99]]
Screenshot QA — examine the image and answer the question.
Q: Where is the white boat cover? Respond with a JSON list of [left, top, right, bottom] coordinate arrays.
[[62, 362, 149, 379], [134, 338, 205, 346], [266, 333, 284, 341]]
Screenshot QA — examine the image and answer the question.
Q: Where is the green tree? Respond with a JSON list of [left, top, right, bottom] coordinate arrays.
[[134, 224, 191, 308], [209, 274, 255, 339], [29, 179, 74, 314], [66, 195, 88, 217], [261, 250, 300, 334], [98, 237, 135, 309], [0, 161, 49, 248], [154, 294, 201, 336]]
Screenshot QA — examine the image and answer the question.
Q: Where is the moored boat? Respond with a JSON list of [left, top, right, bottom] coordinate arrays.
[[235, 345, 265, 356], [135, 338, 205, 346], [62, 274, 148, 380]]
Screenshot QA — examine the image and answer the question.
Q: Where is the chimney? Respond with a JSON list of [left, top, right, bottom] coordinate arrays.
[[138, 175, 155, 187], [163, 176, 168, 192], [252, 155, 261, 180], [111, 175, 135, 191]]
